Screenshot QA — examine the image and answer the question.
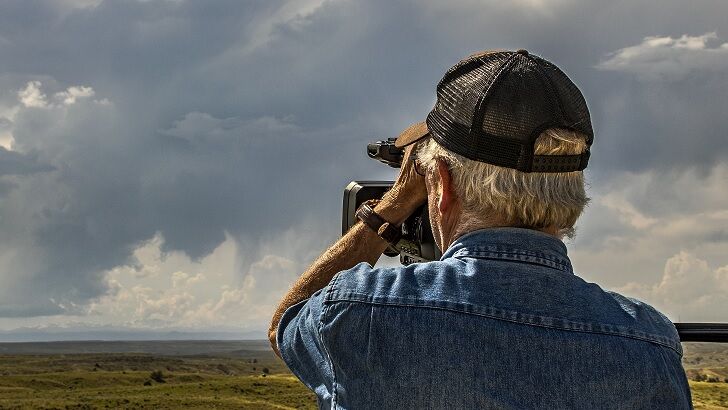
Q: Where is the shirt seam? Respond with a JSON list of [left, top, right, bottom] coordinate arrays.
[[452, 248, 572, 272], [318, 273, 341, 409], [324, 295, 683, 356], [455, 254, 572, 273]]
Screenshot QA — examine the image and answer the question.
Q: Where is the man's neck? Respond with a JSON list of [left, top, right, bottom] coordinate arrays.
[[444, 215, 560, 250]]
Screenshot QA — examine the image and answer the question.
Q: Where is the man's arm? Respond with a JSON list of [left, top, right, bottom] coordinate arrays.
[[268, 144, 427, 357]]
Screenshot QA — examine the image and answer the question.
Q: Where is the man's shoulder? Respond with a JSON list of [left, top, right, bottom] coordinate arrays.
[[325, 260, 457, 304], [603, 289, 681, 340], [323, 260, 683, 354]]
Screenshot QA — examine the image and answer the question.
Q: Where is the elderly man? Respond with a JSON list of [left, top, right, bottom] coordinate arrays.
[[269, 50, 691, 409]]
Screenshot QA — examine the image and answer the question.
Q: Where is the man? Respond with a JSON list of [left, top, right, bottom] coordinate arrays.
[[269, 50, 691, 409]]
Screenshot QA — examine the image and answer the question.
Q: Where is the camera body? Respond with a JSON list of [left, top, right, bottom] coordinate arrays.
[[342, 139, 441, 265]]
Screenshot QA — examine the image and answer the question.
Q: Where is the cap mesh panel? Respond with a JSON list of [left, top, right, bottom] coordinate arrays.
[[537, 57, 593, 142], [428, 52, 513, 162], [425, 50, 593, 172]]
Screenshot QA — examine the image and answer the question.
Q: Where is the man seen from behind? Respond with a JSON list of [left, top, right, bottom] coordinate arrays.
[[269, 49, 692, 409]]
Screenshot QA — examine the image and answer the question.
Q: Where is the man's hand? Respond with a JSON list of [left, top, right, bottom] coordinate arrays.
[[377, 143, 428, 225], [268, 141, 427, 358]]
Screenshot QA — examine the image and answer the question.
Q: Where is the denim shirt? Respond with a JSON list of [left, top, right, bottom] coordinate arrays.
[[277, 228, 691, 409]]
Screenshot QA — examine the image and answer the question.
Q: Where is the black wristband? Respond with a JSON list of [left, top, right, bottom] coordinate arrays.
[[355, 200, 402, 245]]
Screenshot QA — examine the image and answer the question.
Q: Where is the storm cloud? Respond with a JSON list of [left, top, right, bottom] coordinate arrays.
[[0, 0, 726, 331]]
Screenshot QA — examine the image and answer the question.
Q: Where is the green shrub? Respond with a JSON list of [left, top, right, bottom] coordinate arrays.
[[150, 370, 165, 383]]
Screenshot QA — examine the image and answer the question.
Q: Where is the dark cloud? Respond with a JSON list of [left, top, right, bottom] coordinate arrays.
[[591, 61, 728, 176], [0, 179, 17, 197], [0, 0, 727, 318], [0, 147, 54, 176]]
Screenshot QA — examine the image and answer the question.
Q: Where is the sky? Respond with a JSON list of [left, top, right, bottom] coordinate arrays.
[[0, 0, 726, 339]]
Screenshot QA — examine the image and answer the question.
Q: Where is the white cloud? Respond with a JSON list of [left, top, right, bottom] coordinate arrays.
[[18, 81, 48, 108], [185, 254, 298, 328], [597, 32, 728, 80], [48, 224, 315, 331], [160, 111, 298, 142], [0, 116, 13, 150], [570, 162, 728, 322], [600, 193, 657, 230], [55, 86, 95, 105], [419, 0, 573, 16], [171, 271, 189, 288], [17, 81, 98, 109], [57, 0, 102, 10], [85, 231, 245, 327], [617, 252, 728, 322], [237, 0, 328, 55]]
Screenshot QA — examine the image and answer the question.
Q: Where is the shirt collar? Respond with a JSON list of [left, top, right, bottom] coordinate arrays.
[[439, 227, 573, 273]]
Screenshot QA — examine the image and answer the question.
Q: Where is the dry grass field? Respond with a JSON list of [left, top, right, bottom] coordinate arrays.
[[683, 343, 728, 409], [0, 341, 725, 409], [0, 341, 316, 409]]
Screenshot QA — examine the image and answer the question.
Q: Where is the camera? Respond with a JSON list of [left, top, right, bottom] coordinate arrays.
[[342, 138, 441, 265]]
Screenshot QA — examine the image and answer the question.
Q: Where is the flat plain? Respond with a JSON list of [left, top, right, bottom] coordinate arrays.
[[0, 341, 316, 409], [0, 340, 725, 409], [683, 342, 728, 409]]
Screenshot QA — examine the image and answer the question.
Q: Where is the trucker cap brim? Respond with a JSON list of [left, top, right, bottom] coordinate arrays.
[[394, 121, 430, 148]]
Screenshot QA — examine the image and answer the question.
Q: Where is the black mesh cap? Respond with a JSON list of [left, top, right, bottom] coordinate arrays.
[[425, 49, 593, 172]]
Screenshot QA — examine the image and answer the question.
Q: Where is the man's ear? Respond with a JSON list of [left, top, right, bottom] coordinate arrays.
[[436, 159, 456, 214]]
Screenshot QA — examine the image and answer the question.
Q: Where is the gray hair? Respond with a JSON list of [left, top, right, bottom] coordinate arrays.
[[416, 128, 590, 238]]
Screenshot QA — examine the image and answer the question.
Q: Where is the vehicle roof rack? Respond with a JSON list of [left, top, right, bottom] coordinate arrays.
[[675, 323, 728, 343]]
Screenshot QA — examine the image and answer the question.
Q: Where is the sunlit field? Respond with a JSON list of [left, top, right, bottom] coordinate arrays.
[[0, 341, 725, 409], [0, 341, 316, 409]]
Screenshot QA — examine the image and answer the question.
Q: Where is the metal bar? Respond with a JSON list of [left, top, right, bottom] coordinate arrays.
[[675, 323, 728, 343]]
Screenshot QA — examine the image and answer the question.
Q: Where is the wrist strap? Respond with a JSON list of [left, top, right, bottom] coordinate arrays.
[[355, 199, 402, 245]]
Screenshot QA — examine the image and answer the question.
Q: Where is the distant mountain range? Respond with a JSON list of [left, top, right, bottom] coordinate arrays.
[[0, 339, 271, 355], [0, 325, 265, 343]]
